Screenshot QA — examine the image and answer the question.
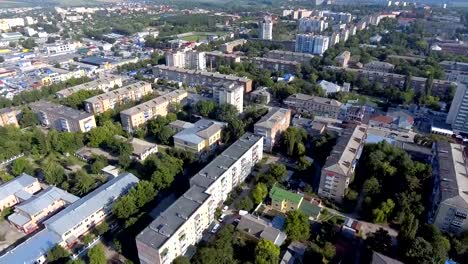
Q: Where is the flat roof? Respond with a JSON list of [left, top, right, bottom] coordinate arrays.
[[44, 173, 139, 237], [85, 81, 151, 104], [0, 174, 37, 202], [120, 90, 187, 116], [14, 186, 78, 217], [153, 65, 251, 83], [173, 119, 224, 145], [56, 74, 121, 97], [255, 107, 290, 129], [29, 100, 93, 121]]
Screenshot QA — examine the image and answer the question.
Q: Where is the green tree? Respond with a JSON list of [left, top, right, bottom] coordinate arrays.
[[43, 160, 65, 185], [47, 245, 70, 263], [222, 119, 245, 144], [112, 195, 137, 219], [195, 100, 216, 117], [405, 237, 433, 263], [173, 256, 190, 264], [398, 213, 419, 247], [372, 199, 395, 223], [88, 244, 106, 264], [11, 157, 34, 176], [72, 170, 96, 195], [255, 239, 280, 264], [129, 180, 156, 208], [284, 210, 310, 241], [366, 228, 392, 255], [91, 156, 108, 174], [19, 107, 38, 127], [282, 127, 306, 157], [251, 183, 268, 204], [269, 163, 287, 182], [236, 196, 254, 211], [95, 221, 109, 236]]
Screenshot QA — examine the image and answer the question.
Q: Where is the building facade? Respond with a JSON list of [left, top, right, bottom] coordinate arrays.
[[212, 82, 244, 113], [284, 93, 342, 119], [254, 107, 291, 152], [295, 34, 330, 55], [298, 17, 328, 33], [220, 39, 247, 54], [84, 81, 152, 114], [260, 16, 273, 40], [30, 101, 96, 133], [153, 65, 253, 93], [264, 50, 314, 64], [241, 57, 300, 73], [136, 133, 263, 264], [447, 83, 468, 134], [120, 90, 188, 132], [429, 141, 468, 234], [318, 125, 368, 203]]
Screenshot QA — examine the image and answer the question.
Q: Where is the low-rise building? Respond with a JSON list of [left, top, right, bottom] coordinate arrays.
[[30, 101, 97, 133], [318, 80, 349, 95], [0, 174, 41, 212], [169, 120, 194, 133], [129, 138, 158, 161], [335, 51, 351, 68], [250, 87, 271, 104], [254, 107, 291, 152], [0, 107, 19, 127], [363, 61, 395, 73], [173, 119, 224, 154], [8, 187, 78, 234], [269, 185, 322, 220], [56, 74, 122, 98], [136, 133, 263, 264], [0, 173, 139, 264], [264, 50, 314, 64], [284, 93, 342, 119], [84, 81, 153, 114], [369, 110, 414, 131], [318, 125, 368, 203], [236, 214, 287, 246], [440, 60, 468, 83], [153, 65, 253, 93], [120, 90, 188, 132], [429, 141, 468, 234], [220, 39, 247, 54], [44, 42, 76, 56]]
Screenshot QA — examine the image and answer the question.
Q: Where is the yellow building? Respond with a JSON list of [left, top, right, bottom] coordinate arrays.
[[120, 90, 187, 132], [173, 119, 224, 154], [0, 107, 19, 127], [84, 81, 152, 114]]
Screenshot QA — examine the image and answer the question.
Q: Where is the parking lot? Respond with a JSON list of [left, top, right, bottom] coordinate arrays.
[[0, 220, 26, 252]]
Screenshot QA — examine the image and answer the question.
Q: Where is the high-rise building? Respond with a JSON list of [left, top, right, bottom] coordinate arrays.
[[295, 34, 330, 55], [447, 83, 468, 133], [298, 17, 328, 33], [185, 50, 206, 71], [165, 50, 186, 68], [212, 82, 244, 113], [260, 16, 273, 40]]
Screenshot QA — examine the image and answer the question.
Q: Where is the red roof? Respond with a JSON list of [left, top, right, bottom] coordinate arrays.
[[370, 115, 394, 124]]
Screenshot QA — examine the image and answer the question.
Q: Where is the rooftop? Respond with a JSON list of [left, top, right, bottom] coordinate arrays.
[[269, 185, 303, 205], [120, 90, 187, 116], [236, 214, 287, 246], [285, 93, 342, 107], [44, 173, 139, 237], [85, 81, 151, 104], [254, 107, 290, 129], [173, 118, 224, 145], [130, 138, 158, 156], [29, 101, 93, 121], [153, 65, 251, 83], [323, 124, 368, 177], [0, 174, 38, 202], [56, 74, 121, 98]]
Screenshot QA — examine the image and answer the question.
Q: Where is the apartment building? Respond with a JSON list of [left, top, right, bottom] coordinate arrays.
[[9, 187, 78, 234], [30, 101, 97, 133], [295, 34, 330, 55], [136, 133, 263, 264], [447, 83, 468, 134], [212, 82, 244, 113], [363, 61, 395, 73], [0, 107, 19, 127], [284, 93, 342, 119], [84, 81, 152, 114], [264, 50, 314, 64], [44, 42, 76, 56], [120, 90, 188, 132], [0, 173, 139, 264], [298, 17, 328, 33], [254, 107, 291, 152], [205, 51, 241, 69], [220, 39, 247, 54], [326, 66, 456, 99], [335, 51, 351, 68], [0, 174, 41, 212], [429, 141, 468, 234], [440, 60, 468, 83], [153, 65, 253, 93], [241, 57, 300, 73], [166, 50, 206, 71], [260, 16, 273, 40], [173, 118, 224, 154], [330, 32, 340, 47], [56, 74, 123, 98], [318, 125, 368, 203]]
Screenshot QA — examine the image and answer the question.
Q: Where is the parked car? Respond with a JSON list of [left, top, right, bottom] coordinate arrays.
[[211, 223, 221, 233]]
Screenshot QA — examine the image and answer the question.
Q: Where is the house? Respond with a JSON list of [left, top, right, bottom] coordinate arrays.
[[0, 174, 41, 212], [269, 185, 322, 220], [369, 110, 414, 131], [173, 119, 224, 154], [236, 214, 287, 246], [8, 187, 78, 234], [280, 241, 307, 264], [130, 138, 158, 161]]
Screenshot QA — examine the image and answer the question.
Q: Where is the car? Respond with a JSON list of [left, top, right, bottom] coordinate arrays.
[[218, 213, 227, 222], [211, 223, 220, 233]]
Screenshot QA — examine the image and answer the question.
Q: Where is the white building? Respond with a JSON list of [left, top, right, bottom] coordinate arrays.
[[166, 50, 206, 70], [165, 50, 186, 68], [260, 16, 273, 40], [213, 82, 244, 113], [45, 43, 76, 56], [298, 17, 328, 33], [318, 80, 349, 95], [136, 133, 263, 264], [447, 83, 468, 134], [295, 34, 330, 55]]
